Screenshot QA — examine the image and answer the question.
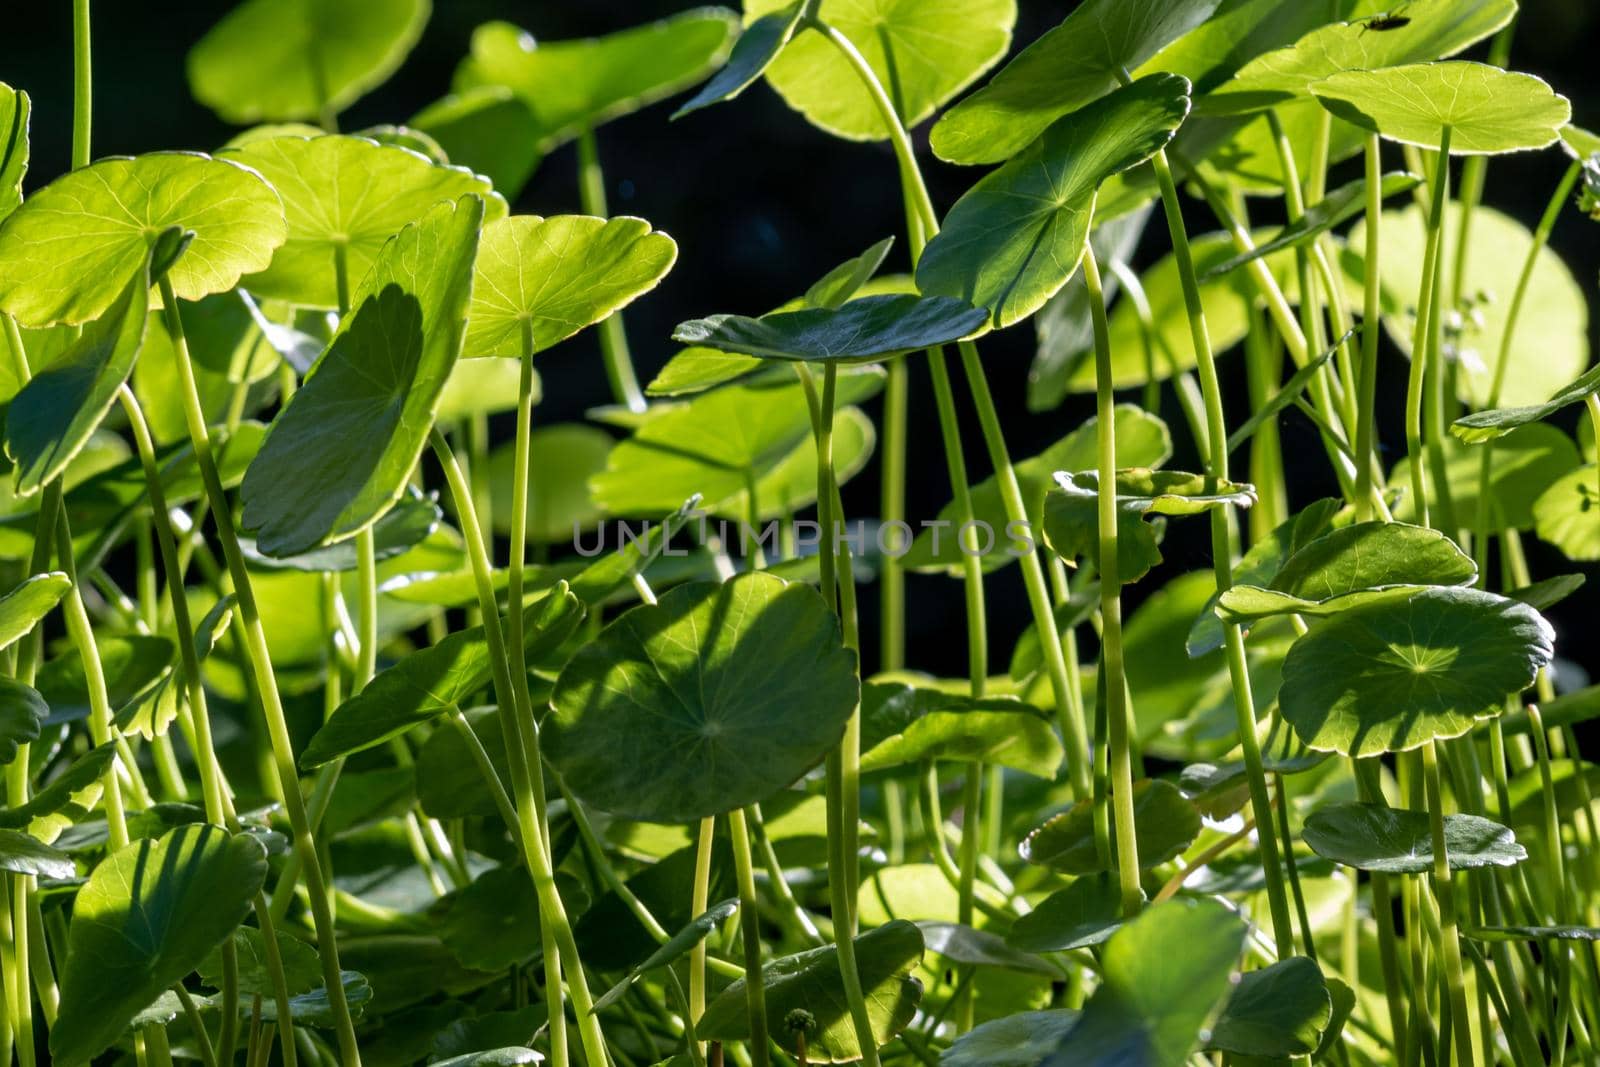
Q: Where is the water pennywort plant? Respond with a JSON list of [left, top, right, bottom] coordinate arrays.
[[2, 0, 1600, 1065]]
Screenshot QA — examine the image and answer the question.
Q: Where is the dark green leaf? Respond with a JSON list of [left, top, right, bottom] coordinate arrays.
[[1006, 874, 1128, 954], [199, 926, 323, 997], [547, 573, 858, 822], [0, 678, 46, 766], [0, 828, 73, 880], [918, 921, 1057, 976], [858, 681, 1062, 779], [1202, 174, 1419, 281], [1022, 779, 1200, 875], [1279, 588, 1554, 756], [942, 1010, 1080, 1067], [52, 825, 268, 1064], [1303, 803, 1526, 873], [592, 899, 739, 1012], [1205, 956, 1330, 1058], [673, 294, 987, 364], [674, 3, 804, 118]]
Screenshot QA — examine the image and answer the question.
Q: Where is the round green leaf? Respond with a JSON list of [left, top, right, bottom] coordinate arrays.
[[1206, 0, 1516, 114], [467, 215, 676, 359], [188, 0, 428, 124], [0, 153, 286, 327], [303, 586, 581, 768], [1392, 424, 1578, 531], [1303, 802, 1526, 873], [930, 0, 1217, 164], [220, 134, 504, 309], [1216, 521, 1476, 622], [674, 293, 988, 363], [52, 825, 268, 1065], [1279, 588, 1554, 757], [748, 0, 1015, 142], [547, 572, 859, 823], [1357, 204, 1586, 410], [1005, 874, 1126, 954], [698, 919, 924, 1062], [200, 927, 323, 997], [454, 10, 737, 151], [0, 828, 72, 880], [1040, 898, 1246, 1067], [1312, 62, 1569, 154], [240, 195, 485, 557], [918, 74, 1190, 329], [488, 425, 612, 544], [943, 1010, 1080, 1067], [1021, 779, 1201, 875], [1534, 464, 1600, 561], [438, 357, 531, 421], [1205, 956, 1330, 1059], [0, 572, 69, 653]]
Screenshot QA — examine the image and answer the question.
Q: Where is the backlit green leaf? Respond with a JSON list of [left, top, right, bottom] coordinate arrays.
[[0, 85, 27, 223], [1534, 464, 1600, 561], [240, 195, 484, 557], [919, 75, 1190, 330], [1279, 588, 1554, 756], [468, 215, 676, 359], [1312, 62, 1569, 154], [547, 572, 859, 822], [53, 825, 267, 1064], [930, 0, 1217, 164], [750, 0, 1015, 143], [0, 153, 285, 327], [188, 0, 429, 124], [410, 87, 544, 201], [220, 135, 503, 309], [0, 572, 69, 653], [1392, 423, 1578, 531], [674, 293, 987, 363], [454, 10, 737, 151]]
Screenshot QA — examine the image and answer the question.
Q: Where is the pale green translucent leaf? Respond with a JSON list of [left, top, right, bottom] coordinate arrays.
[[1354, 203, 1587, 409], [188, 0, 429, 124], [1534, 464, 1600, 561], [411, 87, 544, 201], [52, 825, 267, 1064], [468, 215, 676, 359], [1391, 423, 1578, 530], [1279, 587, 1553, 756], [1312, 62, 1569, 154], [0, 153, 285, 327], [220, 134, 504, 309], [0, 572, 69, 653], [240, 195, 484, 556], [0, 85, 28, 223], [919, 75, 1191, 329], [489, 424, 612, 544], [1206, 0, 1516, 114], [547, 572, 859, 822], [750, 0, 1015, 142], [930, 0, 1217, 164], [1303, 802, 1525, 872], [454, 10, 737, 151]]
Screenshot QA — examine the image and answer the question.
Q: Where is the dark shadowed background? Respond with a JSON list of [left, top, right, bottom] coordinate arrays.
[[3, 1, 1599, 707]]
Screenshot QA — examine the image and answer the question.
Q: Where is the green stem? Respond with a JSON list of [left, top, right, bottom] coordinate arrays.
[[1082, 247, 1140, 916], [428, 428, 609, 1067], [1405, 128, 1453, 528], [1356, 135, 1385, 522], [576, 128, 646, 413], [1150, 147, 1295, 959], [71, 0, 90, 169], [157, 274, 363, 1066], [880, 358, 907, 671], [690, 815, 716, 1059], [1423, 740, 1475, 1067], [728, 807, 771, 1067]]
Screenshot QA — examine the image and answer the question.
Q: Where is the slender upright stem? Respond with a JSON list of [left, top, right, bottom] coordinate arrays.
[[689, 815, 716, 1059], [1423, 740, 1475, 1067], [428, 429, 609, 1067], [728, 807, 771, 1067], [157, 275, 364, 1066], [1405, 128, 1453, 528], [1081, 247, 1140, 916], [1356, 135, 1385, 522], [576, 129, 646, 412], [71, 0, 91, 169], [880, 358, 907, 671], [1150, 147, 1295, 959]]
